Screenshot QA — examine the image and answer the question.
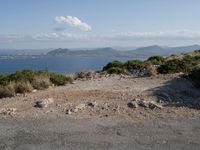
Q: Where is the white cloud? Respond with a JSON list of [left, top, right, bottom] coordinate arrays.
[[1, 29, 200, 45], [54, 16, 92, 31]]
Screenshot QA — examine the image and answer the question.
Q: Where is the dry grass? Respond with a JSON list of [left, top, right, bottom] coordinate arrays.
[[0, 82, 16, 98], [147, 65, 157, 76], [15, 82, 33, 93], [32, 75, 51, 90]]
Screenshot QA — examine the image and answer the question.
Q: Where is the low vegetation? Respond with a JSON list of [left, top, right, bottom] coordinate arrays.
[[0, 70, 73, 98], [103, 50, 200, 86], [188, 66, 200, 87], [0, 50, 199, 99]]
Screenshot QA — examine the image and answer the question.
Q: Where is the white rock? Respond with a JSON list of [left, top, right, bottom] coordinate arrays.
[[88, 101, 97, 108], [32, 89, 37, 93], [72, 104, 86, 112], [138, 100, 149, 108], [127, 101, 138, 108], [66, 109, 72, 115], [149, 101, 163, 109], [0, 108, 17, 115]]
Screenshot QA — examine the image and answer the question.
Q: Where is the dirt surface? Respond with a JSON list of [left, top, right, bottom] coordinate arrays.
[[0, 74, 200, 149], [0, 116, 200, 150]]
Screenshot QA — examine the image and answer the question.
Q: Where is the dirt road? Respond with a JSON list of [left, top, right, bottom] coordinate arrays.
[[0, 117, 200, 150], [0, 74, 200, 149]]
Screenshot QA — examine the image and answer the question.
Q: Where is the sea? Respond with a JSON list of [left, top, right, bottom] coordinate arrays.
[[0, 56, 147, 75]]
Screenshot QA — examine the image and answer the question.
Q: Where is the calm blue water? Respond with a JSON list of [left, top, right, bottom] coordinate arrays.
[[0, 56, 143, 74]]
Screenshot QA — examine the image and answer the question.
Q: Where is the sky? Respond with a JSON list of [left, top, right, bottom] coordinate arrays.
[[0, 0, 200, 49]]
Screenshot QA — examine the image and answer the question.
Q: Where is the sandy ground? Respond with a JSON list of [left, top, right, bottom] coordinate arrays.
[[0, 74, 200, 149]]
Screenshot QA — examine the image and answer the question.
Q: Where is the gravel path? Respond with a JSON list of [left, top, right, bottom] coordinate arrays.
[[0, 117, 200, 150], [0, 74, 200, 149]]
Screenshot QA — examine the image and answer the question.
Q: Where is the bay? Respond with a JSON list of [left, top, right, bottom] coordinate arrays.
[[0, 56, 145, 74]]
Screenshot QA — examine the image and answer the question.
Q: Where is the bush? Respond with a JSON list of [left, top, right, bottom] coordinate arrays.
[[49, 73, 68, 86], [75, 72, 94, 79], [0, 75, 10, 86], [0, 83, 15, 98], [106, 67, 127, 74], [188, 67, 200, 87], [124, 60, 149, 73], [0, 70, 74, 98], [147, 65, 157, 76], [9, 70, 36, 83], [147, 56, 165, 65], [32, 75, 51, 90], [103, 61, 124, 71], [15, 81, 33, 93], [157, 59, 187, 74]]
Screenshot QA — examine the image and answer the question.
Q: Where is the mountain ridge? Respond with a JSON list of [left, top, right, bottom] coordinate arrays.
[[46, 45, 200, 57]]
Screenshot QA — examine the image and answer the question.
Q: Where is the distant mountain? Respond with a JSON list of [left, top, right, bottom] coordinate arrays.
[[128, 45, 165, 56], [127, 45, 200, 56], [46, 45, 200, 58], [170, 45, 200, 54], [47, 47, 120, 56], [47, 48, 70, 55]]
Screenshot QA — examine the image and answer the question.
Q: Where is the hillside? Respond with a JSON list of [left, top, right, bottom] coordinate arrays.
[[46, 45, 200, 57], [47, 47, 120, 56]]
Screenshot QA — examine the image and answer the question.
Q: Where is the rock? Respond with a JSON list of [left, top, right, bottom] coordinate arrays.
[[127, 101, 138, 108], [66, 109, 72, 115], [35, 98, 54, 108], [72, 104, 86, 112], [0, 108, 7, 115], [0, 108, 17, 115], [32, 89, 37, 93], [35, 101, 44, 108], [133, 98, 141, 101], [137, 100, 163, 109], [138, 100, 150, 108], [149, 101, 163, 109], [88, 101, 97, 108]]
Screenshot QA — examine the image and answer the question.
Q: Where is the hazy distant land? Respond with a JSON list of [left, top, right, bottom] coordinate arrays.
[[1, 45, 200, 60]]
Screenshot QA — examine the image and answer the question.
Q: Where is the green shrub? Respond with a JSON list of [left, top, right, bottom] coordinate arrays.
[[124, 60, 148, 71], [75, 72, 94, 79], [147, 56, 165, 65], [103, 61, 124, 71], [0, 75, 10, 86], [106, 67, 127, 74], [188, 67, 200, 87], [157, 59, 187, 74], [9, 70, 36, 83], [0, 70, 74, 98], [65, 76, 74, 83], [49, 73, 68, 86]]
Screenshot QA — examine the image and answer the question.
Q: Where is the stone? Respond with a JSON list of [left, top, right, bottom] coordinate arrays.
[[32, 89, 37, 93], [0, 108, 17, 115], [127, 101, 138, 108], [0, 108, 7, 115], [138, 100, 150, 108], [88, 101, 97, 108], [72, 104, 86, 112], [66, 109, 72, 115], [34, 98, 54, 108], [35, 101, 44, 108], [149, 101, 163, 109]]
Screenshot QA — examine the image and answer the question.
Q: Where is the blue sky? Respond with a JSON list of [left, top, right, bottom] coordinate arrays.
[[1, 0, 200, 49]]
